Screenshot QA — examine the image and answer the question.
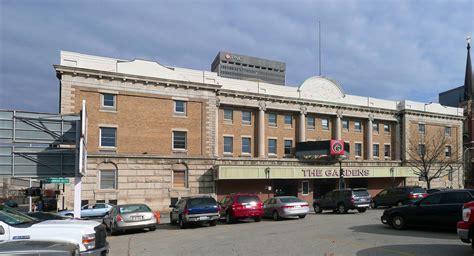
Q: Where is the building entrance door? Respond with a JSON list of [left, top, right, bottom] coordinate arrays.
[[273, 180, 298, 197], [313, 179, 337, 199]]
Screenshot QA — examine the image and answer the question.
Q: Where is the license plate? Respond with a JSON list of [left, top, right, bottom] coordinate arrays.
[[294, 205, 301, 208], [131, 216, 143, 221], [245, 205, 251, 208], [198, 216, 209, 221]]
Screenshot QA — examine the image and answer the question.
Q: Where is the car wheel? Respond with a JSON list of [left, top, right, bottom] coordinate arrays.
[[298, 215, 306, 219], [254, 216, 262, 222], [226, 212, 234, 224], [209, 220, 218, 226], [391, 214, 406, 230], [313, 204, 322, 213], [357, 208, 367, 213], [178, 216, 186, 229], [273, 211, 280, 221], [65, 213, 74, 218], [337, 204, 347, 214], [396, 201, 404, 207], [370, 201, 377, 209]]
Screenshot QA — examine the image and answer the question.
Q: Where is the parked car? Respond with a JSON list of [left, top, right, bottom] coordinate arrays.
[[2, 199, 18, 208], [313, 188, 371, 214], [457, 200, 474, 249], [102, 204, 158, 235], [28, 211, 70, 221], [427, 188, 451, 194], [371, 186, 427, 208], [0, 240, 80, 256], [0, 205, 108, 255], [381, 189, 474, 230], [58, 203, 113, 218], [263, 196, 309, 220], [219, 193, 264, 224], [169, 196, 219, 229]]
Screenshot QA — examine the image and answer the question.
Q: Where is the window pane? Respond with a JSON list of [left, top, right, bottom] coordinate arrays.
[[284, 140, 292, 155], [284, 115, 292, 125], [224, 109, 233, 121], [100, 127, 116, 147], [100, 170, 116, 189], [373, 123, 379, 132], [268, 139, 277, 154], [302, 181, 309, 195], [445, 127, 451, 136], [355, 121, 361, 131], [322, 119, 329, 130], [355, 143, 362, 157], [419, 124, 425, 133], [175, 101, 186, 113], [342, 120, 349, 130], [384, 145, 391, 157], [445, 146, 451, 157], [384, 124, 390, 133], [173, 131, 187, 149], [269, 113, 277, 126], [307, 116, 315, 128], [224, 137, 233, 153], [373, 144, 379, 157], [242, 111, 251, 124], [103, 94, 115, 107], [242, 138, 250, 153]]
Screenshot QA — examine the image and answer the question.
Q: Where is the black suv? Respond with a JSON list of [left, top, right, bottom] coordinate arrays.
[[313, 188, 372, 214], [170, 196, 220, 229], [371, 186, 427, 208]]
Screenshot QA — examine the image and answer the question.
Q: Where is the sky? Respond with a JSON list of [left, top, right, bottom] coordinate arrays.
[[0, 0, 472, 113]]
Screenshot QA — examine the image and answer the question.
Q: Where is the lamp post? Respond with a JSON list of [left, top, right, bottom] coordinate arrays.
[[447, 164, 453, 189], [264, 167, 271, 199], [390, 167, 395, 188], [338, 158, 345, 189]]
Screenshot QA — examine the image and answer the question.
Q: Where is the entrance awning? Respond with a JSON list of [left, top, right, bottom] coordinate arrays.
[[215, 165, 417, 180]]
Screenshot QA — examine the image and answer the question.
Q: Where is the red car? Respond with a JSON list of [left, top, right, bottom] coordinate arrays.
[[219, 194, 264, 224], [457, 200, 474, 249]]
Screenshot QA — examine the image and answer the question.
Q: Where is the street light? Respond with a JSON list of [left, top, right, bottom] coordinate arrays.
[[264, 167, 271, 199], [338, 158, 345, 189], [390, 167, 395, 188]]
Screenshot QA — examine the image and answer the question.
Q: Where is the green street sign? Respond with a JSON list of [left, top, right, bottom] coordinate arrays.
[[44, 178, 70, 184]]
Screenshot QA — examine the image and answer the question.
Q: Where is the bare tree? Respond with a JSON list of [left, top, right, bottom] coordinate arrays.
[[406, 130, 461, 189]]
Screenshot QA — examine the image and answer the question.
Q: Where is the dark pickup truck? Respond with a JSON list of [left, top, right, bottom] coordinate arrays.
[[169, 196, 220, 229]]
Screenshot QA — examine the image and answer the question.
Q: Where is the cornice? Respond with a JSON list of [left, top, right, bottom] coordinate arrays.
[[399, 109, 464, 121], [54, 65, 222, 92]]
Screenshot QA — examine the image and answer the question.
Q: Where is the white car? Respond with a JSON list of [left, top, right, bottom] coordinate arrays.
[[0, 205, 108, 255], [58, 203, 114, 218]]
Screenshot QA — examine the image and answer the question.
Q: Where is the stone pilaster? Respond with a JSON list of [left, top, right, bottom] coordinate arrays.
[[258, 101, 266, 158], [366, 114, 374, 160], [298, 106, 307, 142], [335, 110, 342, 140]]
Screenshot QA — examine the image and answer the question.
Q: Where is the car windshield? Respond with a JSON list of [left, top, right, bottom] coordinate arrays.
[[189, 198, 216, 207], [353, 190, 369, 197], [0, 205, 37, 225], [411, 187, 426, 193], [237, 196, 259, 203], [119, 205, 151, 213], [279, 197, 304, 203]]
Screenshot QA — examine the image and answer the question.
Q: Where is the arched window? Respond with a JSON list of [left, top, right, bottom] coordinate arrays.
[[98, 162, 118, 190]]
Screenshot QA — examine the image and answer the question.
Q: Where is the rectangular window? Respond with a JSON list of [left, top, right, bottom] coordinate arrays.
[[355, 143, 362, 157], [373, 122, 379, 133], [321, 118, 329, 130], [445, 146, 452, 157], [242, 111, 251, 124], [102, 93, 116, 109], [100, 170, 116, 189], [268, 113, 277, 127], [384, 124, 391, 134], [174, 100, 186, 114], [342, 120, 349, 130], [354, 121, 362, 132], [284, 140, 292, 155], [307, 116, 315, 129], [173, 170, 186, 188], [418, 144, 425, 156], [302, 181, 309, 195], [268, 139, 277, 155], [242, 137, 251, 154], [172, 131, 187, 150], [100, 127, 116, 147], [284, 115, 292, 126], [224, 109, 233, 122], [373, 144, 379, 158], [418, 124, 425, 134], [445, 127, 451, 137], [384, 145, 391, 158], [224, 136, 233, 153]]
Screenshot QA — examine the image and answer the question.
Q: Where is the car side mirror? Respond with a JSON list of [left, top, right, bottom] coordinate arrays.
[[0, 226, 4, 235]]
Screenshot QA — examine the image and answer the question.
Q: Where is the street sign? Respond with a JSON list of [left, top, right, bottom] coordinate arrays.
[[44, 178, 69, 184]]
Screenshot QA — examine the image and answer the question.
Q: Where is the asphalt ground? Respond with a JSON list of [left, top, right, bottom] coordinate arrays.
[[107, 208, 471, 256]]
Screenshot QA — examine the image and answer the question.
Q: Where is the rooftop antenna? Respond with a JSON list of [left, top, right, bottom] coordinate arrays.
[[318, 21, 322, 76]]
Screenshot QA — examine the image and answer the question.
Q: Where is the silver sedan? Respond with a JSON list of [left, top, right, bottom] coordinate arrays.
[[263, 196, 310, 220], [103, 204, 158, 235]]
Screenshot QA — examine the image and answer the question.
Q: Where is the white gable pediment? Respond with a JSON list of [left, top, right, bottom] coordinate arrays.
[[298, 76, 345, 101]]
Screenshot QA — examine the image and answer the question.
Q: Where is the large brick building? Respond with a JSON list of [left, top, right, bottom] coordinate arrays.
[[56, 51, 464, 211]]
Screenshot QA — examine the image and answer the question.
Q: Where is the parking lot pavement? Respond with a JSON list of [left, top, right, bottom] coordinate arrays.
[[107, 209, 472, 256]]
